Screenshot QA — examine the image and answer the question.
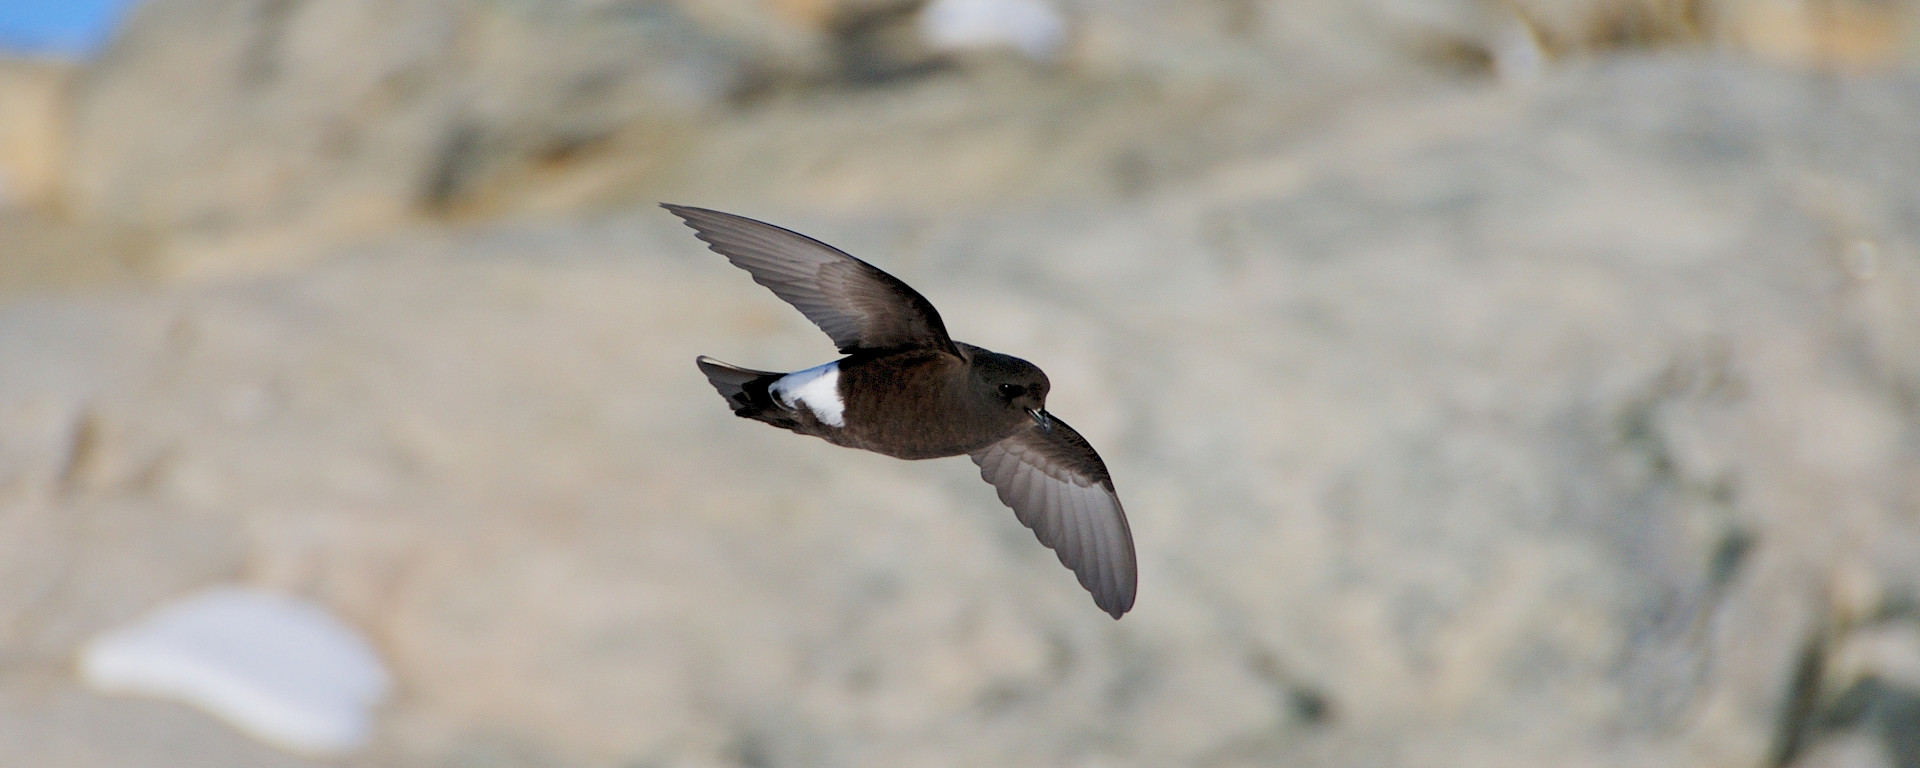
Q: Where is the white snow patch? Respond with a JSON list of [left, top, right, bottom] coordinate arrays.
[[771, 361, 845, 427], [78, 586, 391, 756], [919, 0, 1067, 60]]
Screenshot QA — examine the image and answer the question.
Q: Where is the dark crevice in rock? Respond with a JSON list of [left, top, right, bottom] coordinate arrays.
[[1770, 618, 1920, 768], [827, 1, 951, 88], [1245, 645, 1336, 727], [239, 0, 300, 89], [1706, 527, 1755, 593], [422, 123, 488, 213], [1768, 628, 1829, 768], [58, 408, 104, 497]]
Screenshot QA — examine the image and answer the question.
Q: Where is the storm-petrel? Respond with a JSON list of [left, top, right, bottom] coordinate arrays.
[[666, 204, 1137, 618]]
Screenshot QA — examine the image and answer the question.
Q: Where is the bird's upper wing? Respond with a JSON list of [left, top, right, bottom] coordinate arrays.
[[970, 417, 1137, 618], [664, 204, 956, 355]]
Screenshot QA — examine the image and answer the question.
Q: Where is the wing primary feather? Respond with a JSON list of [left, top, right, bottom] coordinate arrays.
[[1028, 468, 1055, 540], [983, 451, 1012, 504], [1097, 492, 1126, 615], [1093, 491, 1122, 611], [1072, 485, 1100, 598], [1074, 487, 1108, 607], [1053, 478, 1081, 574], [1008, 459, 1036, 528], [1106, 492, 1137, 617]]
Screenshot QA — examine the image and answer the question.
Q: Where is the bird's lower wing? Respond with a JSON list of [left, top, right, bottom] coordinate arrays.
[[970, 419, 1137, 618]]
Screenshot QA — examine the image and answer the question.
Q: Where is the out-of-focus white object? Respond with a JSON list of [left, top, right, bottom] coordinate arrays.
[[919, 0, 1067, 60], [1491, 18, 1547, 85], [78, 586, 391, 756]]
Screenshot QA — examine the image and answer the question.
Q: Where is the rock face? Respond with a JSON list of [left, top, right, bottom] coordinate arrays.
[[5, 29, 1920, 765], [0, 58, 68, 212], [62, 0, 753, 275], [45, 0, 1919, 281]]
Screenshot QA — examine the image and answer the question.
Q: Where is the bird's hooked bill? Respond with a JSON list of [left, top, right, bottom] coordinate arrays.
[[1028, 408, 1053, 431]]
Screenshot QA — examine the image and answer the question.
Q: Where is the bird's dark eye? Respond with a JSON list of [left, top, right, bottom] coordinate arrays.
[[998, 383, 1026, 399]]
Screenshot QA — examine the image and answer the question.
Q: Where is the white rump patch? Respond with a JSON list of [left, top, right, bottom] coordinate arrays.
[[770, 361, 845, 427]]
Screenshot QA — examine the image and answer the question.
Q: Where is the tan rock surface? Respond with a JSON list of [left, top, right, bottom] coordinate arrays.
[[0, 58, 69, 212], [62, 0, 753, 277], [47, 0, 1920, 283], [4, 40, 1920, 767]]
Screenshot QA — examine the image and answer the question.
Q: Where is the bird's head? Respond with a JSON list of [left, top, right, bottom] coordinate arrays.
[[972, 352, 1052, 430]]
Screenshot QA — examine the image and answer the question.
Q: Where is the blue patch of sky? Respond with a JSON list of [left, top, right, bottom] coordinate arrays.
[[0, 0, 143, 57]]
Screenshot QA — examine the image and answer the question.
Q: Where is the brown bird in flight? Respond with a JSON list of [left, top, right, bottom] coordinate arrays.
[[667, 204, 1137, 618]]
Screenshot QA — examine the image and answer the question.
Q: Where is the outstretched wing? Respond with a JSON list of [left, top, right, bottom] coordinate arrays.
[[664, 204, 956, 355], [971, 417, 1137, 618]]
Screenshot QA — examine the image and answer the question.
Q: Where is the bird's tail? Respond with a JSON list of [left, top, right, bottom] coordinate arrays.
[[695, 356, 800, 429]]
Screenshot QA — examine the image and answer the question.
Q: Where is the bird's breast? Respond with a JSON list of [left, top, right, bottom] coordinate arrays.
[[836, 354, 1024, 459]]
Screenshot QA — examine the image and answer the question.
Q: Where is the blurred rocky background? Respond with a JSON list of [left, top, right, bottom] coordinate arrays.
[[2, 0, 1919, 766]]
